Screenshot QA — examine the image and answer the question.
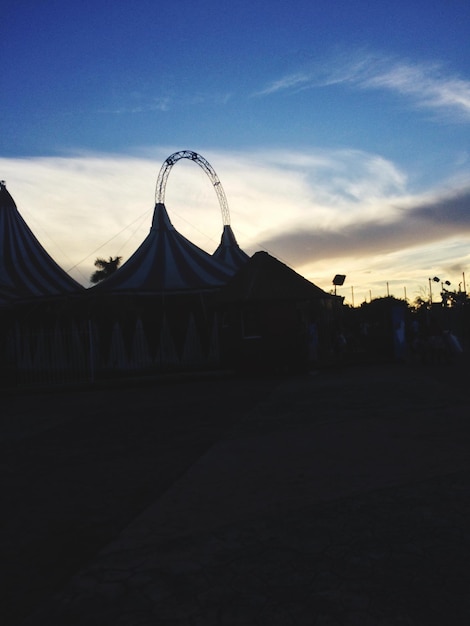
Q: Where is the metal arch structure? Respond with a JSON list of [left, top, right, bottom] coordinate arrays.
[[155, 150, 231, 226]]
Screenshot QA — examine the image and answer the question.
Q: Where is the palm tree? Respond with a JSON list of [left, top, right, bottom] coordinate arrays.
[[90, 256, 122, 284]]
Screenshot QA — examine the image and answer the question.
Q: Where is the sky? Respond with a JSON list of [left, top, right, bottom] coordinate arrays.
[[2, 0, 470, 304]]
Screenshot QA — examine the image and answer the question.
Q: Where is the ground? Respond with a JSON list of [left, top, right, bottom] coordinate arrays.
[[1, 360, 469, 625]]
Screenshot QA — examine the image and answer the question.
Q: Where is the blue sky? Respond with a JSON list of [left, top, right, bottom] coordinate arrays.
[[2, 0, 470, 302]]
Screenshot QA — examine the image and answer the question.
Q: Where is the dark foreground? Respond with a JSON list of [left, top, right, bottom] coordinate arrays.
[[2, 361, 470, 625]]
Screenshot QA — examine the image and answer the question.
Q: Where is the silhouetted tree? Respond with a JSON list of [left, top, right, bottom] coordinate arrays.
[[90, 256, 122, 284], [440, 289, 469, 308], [411, 295, 429, 310]]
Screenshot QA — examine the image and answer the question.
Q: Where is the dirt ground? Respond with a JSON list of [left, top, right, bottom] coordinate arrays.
[[1, 360, 469, 625], [1, 374, 278, 625]]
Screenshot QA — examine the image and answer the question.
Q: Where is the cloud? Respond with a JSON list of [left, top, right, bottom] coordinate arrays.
[[100, 95, 171, 114], [256, 52, 470, 121], [189, 91, 233, 106], [360, 61, 470, 119], [255, 72, 312, 96], [1, 147, 469, 299], [99, 89, 232, 115], [259, 185, 470, 264]]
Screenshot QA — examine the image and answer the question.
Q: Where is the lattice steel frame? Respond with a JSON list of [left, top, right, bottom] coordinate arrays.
[[155, 150, 231, 226]]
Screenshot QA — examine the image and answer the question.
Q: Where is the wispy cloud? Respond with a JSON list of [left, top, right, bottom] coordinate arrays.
[[256, 51, 470, 120], [189, 91, 233, 106], [360, 60, 470, 118], [100, 96, 171, 114], [100, 89, 233, 114], [259, 185, 470, 266], [255, 72, 312, 96]]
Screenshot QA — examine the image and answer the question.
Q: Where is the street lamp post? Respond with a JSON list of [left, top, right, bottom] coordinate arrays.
[[429, 276, 450, 305], [332, 274, 346, 296], [429, 276, 440, 305]]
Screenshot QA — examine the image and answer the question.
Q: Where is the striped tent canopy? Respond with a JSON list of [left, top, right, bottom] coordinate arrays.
[[0, 182, 83, 306], [92, 202, 235, 294], [213, 224, 249, 271]]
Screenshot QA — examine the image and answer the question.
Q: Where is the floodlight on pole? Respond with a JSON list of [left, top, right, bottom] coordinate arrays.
[[429, 276, 440, 304], [332, 274, 346, 296], [429, 276, 450, 305]]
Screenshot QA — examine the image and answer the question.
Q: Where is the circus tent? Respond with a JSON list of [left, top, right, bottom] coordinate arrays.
[[0, 181, 83, 306], [92, 202, 235, 293], [84, 201, 242, 377], [212, 224, 249, 271], [0, 149, 339, 385]]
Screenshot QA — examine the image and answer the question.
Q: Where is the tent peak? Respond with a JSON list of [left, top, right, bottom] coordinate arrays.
[[213, 224, 249, 271], [0, 180, 17, 210], [0, 183, 83, 304], [151, 202, 175, 232]]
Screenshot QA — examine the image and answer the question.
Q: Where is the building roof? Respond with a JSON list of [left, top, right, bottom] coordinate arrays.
[[212, 224, 249, 271], [216, 250, 334, 303], [92, 202, 235, 294], [0, 182, 83, 306]]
